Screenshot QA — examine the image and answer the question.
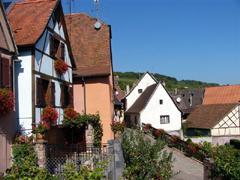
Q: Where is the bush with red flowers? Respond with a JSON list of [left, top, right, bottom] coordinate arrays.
[[41, 106, 58, 129], [0, 88, 14, 115], [54, 59, 68, 75]]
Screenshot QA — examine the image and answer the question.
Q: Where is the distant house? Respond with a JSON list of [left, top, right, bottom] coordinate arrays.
[[0, 0, 18, 172], [186, 85, 240, 144], [65, 13, 114, 144], [125, 72, 182, 135], [171, 89, 204, 119], [8, 0, 76, 142]]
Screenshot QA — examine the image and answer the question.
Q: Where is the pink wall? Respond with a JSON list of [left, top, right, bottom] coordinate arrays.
[[0, 112, 16, 172], [74, 76, 114, 144]]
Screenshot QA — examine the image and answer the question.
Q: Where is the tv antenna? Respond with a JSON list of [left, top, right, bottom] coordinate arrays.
[[93, 0, 102, 29]]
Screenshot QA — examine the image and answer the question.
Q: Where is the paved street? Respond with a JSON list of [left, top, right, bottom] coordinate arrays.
[[166, 147, 204, 180]]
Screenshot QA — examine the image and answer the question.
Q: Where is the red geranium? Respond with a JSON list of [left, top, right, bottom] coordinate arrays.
[[64, 107, 79, 120], [54, 59, 68, 75], [41, 106, 58, 128], [0, 88, 14, 115]]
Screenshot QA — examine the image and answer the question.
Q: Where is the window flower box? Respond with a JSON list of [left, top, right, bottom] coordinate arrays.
[[54, 59, 68, 75], [41, 106, 58, 128], [0, 88, 14, 115]]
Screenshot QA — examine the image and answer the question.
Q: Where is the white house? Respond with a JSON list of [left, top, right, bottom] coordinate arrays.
[[8, 0, 76, 135], [125, 72, 182, 135]]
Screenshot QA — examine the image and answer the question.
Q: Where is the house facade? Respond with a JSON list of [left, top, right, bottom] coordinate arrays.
[[65, 13, 114, 144], [0, 0, 18, 172], [8, 0, 75, 139], [186, 85, 240, 144], [125, 72, 182, 135]]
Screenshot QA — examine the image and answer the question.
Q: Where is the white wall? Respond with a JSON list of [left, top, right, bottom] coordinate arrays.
[[140, 83, 181, 132], [15, 51, 32, 135], [126, 73, 156, 110], [212, 105, 240, 136]]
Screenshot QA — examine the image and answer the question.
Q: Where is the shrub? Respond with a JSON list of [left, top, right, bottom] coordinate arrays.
[[33, 122, 49, 135], [41, 106, 58, 128], [122, 129, 173, 180], [54, 59, 68, 75], [212, 145, 240, 180], [111, 121, 125, 134], [0, 88, 14, 115]]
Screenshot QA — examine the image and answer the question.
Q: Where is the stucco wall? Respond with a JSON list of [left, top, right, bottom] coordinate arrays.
[[0, 112, 16, 172], [141, 83, 182, 132], [126, 73, 156, 110], [74, 77, 114, 144]]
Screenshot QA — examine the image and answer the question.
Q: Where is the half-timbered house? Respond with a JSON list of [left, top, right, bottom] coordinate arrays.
[[0, 0, 18, 173], [8, 0, 76, 139], [186, 85, 240, 144]]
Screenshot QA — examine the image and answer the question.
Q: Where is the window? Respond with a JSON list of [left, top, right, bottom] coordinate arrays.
[[60, 85, 73, 107], [159, 99, 163, 104], [49, 34, 60, 57], [138, 89, 143, 93], [60, 43, 65, 60], [36, 78, 55, 107], [160, 115, 170, 124]]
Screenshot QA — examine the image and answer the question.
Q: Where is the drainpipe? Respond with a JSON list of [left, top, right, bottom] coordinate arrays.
[[82, 77, 86, 114]]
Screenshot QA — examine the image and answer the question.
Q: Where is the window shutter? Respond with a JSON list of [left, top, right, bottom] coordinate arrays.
[[68, 86, 73, 107], [51, 82, 55, 106], [36, 78, 43, 106], [2, 58, 10, 88]]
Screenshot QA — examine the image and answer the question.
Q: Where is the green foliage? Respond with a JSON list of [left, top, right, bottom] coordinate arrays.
[[212, 145, 240, 180], [63, 160, 107, 180], [121, 129, 173, 180], [4, 143, 55, 180], [111, 121, 125, 134], [114, 71, 219, 91], [63, 113, 103, 147]]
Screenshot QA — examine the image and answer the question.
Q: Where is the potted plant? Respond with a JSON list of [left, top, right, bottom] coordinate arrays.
[[33, 123, 48, 140], [54, 59, 68, 75], [41, 106, 58, 128], [0, 88, 14, 115], [62, 107, 79, 128]]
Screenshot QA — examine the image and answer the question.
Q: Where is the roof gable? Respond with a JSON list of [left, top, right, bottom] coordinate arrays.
[[7, 0, 58, 46], [187, 103, 237, 129], [203, 85, 240, 105], [0, 1, 17, 53], [65, 13, 112, 77], [125, 72, 158, 98]]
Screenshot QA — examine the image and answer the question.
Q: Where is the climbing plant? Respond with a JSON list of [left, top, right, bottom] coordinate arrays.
[[63, 108, 103, 147]]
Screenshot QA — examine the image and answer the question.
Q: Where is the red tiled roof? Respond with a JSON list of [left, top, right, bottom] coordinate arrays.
[[203, 85, 240, 105], [7, 0, 57, 46], [187, 103, 237, 129], [65, 13, 112, 77]]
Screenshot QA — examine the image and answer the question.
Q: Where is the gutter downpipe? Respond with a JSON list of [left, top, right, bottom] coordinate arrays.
[[82, 76, 86, 114]]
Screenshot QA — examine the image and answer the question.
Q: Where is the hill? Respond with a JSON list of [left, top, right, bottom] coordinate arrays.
[[114, 72, 219, 92]]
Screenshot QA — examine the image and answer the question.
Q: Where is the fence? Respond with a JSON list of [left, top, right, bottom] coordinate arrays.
[[45, 143, 115, 179]]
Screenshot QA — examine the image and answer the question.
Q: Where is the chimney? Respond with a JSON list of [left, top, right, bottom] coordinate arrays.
[[126, 85, 130, 94], [162, 81, 166, 87], [174, 88, 178, 95]]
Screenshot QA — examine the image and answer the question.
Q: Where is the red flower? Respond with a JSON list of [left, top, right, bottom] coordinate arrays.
[[64, 108, 79, 120], [41, 106, 58, 128], [0, 88, 14, 115], [54, 59, 68, 75]]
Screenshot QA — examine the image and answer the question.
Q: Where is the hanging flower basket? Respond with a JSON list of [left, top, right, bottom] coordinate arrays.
[[0, 88, 14, 115], [41, 106, 58, 128], [54, 59, 68, 75]]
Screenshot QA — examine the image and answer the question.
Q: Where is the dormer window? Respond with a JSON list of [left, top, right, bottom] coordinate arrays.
[[138, 89, 143, 93], [49, 34, 65, 60], [159, 99, 163, 104]]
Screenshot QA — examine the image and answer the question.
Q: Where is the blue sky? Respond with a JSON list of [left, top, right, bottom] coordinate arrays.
[[65, 0, 238, 84]]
